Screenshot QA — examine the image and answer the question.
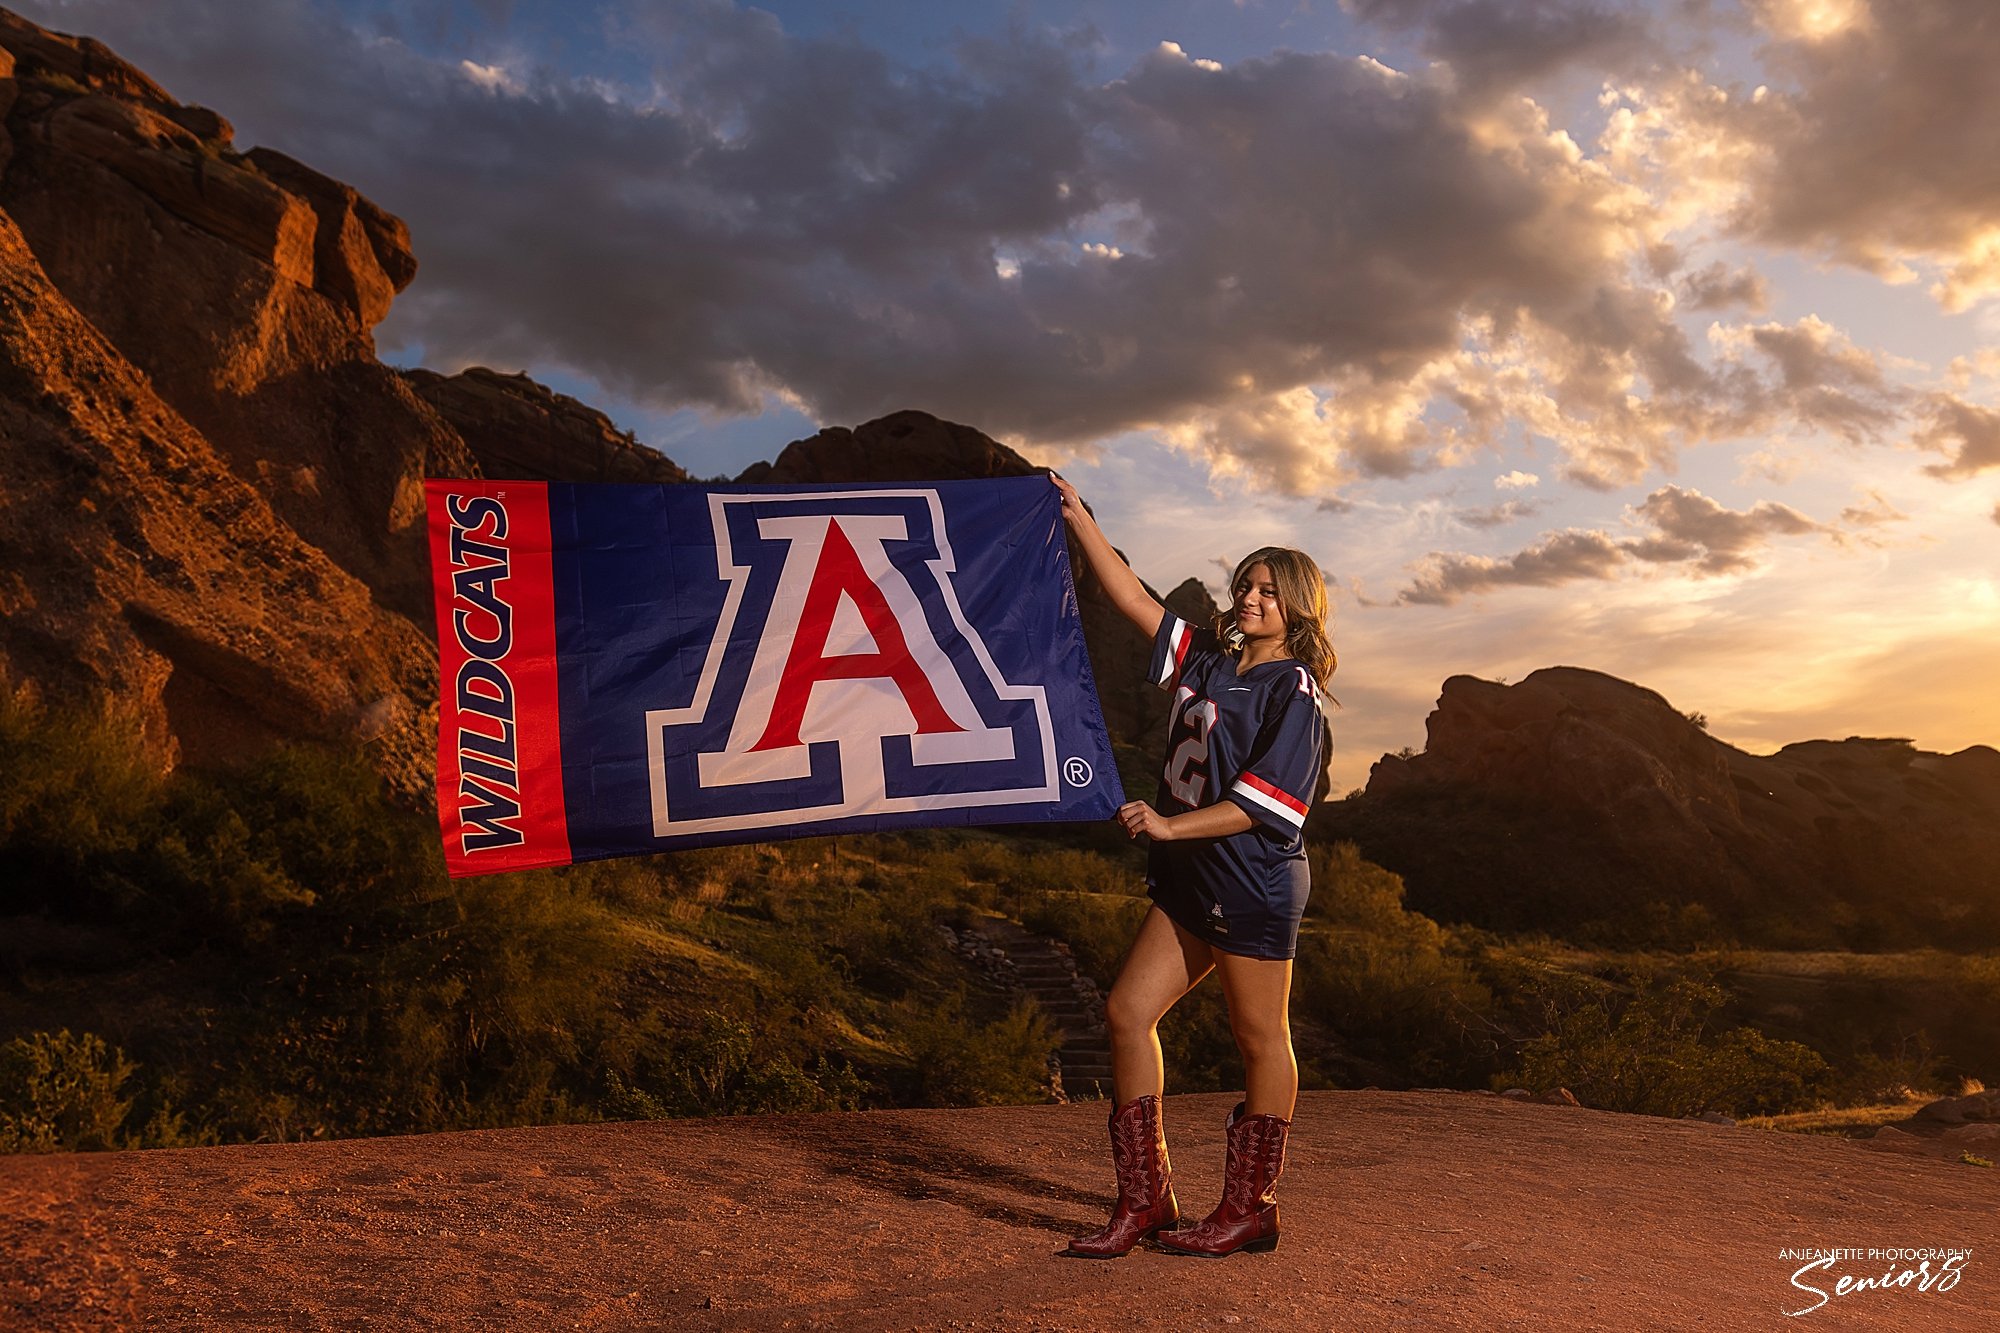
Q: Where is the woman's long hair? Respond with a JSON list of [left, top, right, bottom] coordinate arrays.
[[1215, 546, 1340, 706]]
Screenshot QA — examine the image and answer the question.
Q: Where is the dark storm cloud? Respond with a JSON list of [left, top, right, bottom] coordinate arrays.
[[1341, 0, 1658, 101], [19, 0, 1737, 493], [1731, 0, 2000, 309], [1394, 482, 1845, 603], [15, 0, 1955, 498]]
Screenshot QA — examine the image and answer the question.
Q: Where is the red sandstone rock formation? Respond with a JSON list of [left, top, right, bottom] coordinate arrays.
[[1320, 667, 2000, 946], [0, 204, 436, 784], [405, 366, 691, 485], [0, 8, 473, 625]]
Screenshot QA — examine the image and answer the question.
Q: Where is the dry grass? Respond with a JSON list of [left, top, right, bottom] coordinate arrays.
[[1740, 1096, 1933, 1138]]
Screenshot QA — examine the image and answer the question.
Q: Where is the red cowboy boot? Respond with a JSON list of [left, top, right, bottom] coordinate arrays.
[[1063, 1093, 1181, 1258], [1155, 1100, 1289, 1257]]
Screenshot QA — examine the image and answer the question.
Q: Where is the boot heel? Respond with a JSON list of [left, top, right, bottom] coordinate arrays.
[[1153, 1218, 1180, 1233], [1244, 1234, 1279, 1253]]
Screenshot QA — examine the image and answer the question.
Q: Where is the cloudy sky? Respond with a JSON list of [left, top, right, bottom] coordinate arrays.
[[27, 0, 2000, 792]]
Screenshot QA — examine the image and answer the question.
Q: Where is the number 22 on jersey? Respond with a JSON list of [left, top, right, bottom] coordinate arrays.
[[1165, 685, 1218, 806]]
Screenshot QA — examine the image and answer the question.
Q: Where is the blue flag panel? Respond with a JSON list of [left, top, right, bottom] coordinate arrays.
[[427, 475, 1125, 876]]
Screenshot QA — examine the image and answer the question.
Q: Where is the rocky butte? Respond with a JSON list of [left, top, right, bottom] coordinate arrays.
[[1313, 668, 2000, 947]]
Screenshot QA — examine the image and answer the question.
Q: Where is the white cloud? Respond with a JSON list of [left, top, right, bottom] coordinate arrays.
[[457, 59, 522, 96]]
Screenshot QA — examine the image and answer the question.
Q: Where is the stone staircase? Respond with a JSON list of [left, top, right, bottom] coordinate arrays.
[[961, 916, 1114, 1102]]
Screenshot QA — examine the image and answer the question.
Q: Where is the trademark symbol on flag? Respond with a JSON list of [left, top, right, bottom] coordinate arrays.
[[1063, 756, 1094, 787]]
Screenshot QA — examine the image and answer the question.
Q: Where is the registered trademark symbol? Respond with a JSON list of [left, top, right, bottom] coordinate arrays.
[[1062, 756, 1093, 787]]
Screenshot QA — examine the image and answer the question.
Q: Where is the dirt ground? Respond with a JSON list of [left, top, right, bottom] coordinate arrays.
[[0, 1089, 1992, 1331]]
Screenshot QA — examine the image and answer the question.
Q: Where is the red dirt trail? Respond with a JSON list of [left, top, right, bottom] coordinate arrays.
[[0, 1090, 1992, 1330]]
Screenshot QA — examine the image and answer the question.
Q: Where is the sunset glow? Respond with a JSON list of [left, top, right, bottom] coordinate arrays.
[[28, 0, 1995, 793]]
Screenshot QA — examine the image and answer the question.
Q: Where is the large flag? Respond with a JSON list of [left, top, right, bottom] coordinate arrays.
[[425, 476, 1125, 877]]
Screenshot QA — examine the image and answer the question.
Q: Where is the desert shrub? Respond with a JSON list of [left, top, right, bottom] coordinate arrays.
[[1, 698, 1088, 1137], [1020, 891, 1148, 985], [1155, 981, 1242, 1094], [0, 697, 361, 945], [1498, 967, 1834, 1117], [886, 990, 1055, 1107], [605, 1012, 865, 1118], [357, 870, 641, 1133], [211, 746, 440, 904], [0, 698, 163, 914], [1828, 1032, 1946, 1105], [1295, 929, 1496, 1085], [1009, 848, 1134, 898], [1293, 843, 1497, 1083], [813, 877, 956, 1001], [1577, 899, 1735, 952], [140, 782, 318, 942], [1307, 840, 1427, 934], [0, 1030, 134, 1153]]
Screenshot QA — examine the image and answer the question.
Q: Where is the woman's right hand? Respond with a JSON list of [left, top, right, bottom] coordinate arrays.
[[1047, 469, 1164, 638], [1050, 472, 1087, 528]]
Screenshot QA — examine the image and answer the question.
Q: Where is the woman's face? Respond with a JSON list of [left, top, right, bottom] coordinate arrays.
[[1233, 561, 1288, 647]]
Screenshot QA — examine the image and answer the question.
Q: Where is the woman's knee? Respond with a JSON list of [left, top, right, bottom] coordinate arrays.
[[1230, 1019, 1294, 1065], [1104, 987, 1164, 1040]]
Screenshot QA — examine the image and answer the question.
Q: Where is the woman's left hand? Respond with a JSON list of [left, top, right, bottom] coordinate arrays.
[[1117, 800, 1175, 842]]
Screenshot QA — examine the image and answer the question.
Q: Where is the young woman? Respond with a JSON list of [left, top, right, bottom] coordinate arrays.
[[1050, 473, 1336, 1261]]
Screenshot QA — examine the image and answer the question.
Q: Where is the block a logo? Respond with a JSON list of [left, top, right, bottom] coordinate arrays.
[[644, 490, 1057, 836]]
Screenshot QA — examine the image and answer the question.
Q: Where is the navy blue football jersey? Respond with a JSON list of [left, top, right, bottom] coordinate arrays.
[[1143, 612, 1327, 957]]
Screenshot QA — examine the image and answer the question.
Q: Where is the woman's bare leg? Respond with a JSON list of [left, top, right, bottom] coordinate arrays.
[[1104, 907, 1215, 1104], [1213, 953, 1298, 1119]]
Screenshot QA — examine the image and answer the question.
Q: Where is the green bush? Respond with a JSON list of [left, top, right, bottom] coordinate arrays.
[[0, 696, 1081, 1135], [1292, 842, 1497, 1084], [14, 692, 1940, 1144], [1155, 980, 1243, 1094], [0, 697, 343, 944], [0, 1030, 134, 1153], [888, 990, 1055, 1107], [1498, 968, 1834, 1117], [1021, 891, 1148, 985], [605, 1011, 865, 1118]]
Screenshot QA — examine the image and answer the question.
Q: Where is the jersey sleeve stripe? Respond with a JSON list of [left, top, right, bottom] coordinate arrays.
[[1151, 615, 1191, 687], [1231, 772, 1308, 827]]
